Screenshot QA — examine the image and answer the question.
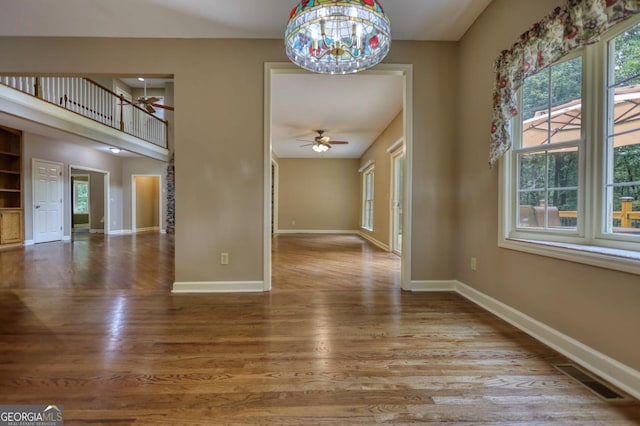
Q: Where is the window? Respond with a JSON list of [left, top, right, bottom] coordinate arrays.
[[362, 165, 374, 231], [516, 55, 582, 234], [73, 180, 89, 214], [605, 24, 640, 238], [503, 17, 640, 264]]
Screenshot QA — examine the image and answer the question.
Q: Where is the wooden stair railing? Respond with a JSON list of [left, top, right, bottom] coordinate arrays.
[[0, 76, 168, 149]]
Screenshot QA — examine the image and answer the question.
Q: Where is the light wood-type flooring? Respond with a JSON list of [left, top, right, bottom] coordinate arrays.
[[1, 233, 639, 425]]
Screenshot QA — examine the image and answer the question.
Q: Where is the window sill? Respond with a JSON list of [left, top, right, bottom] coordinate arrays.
[[499, 238, 640, 276]]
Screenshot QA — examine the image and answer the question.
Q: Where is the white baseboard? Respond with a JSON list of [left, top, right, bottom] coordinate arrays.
[[62, 235, 71, 241], [410, 279, 640, 400], [172, 281, 266, 293], [108, 229, 132, 235], [358, 232, 390, 252], [135, 226, 160, 233], [24, 240, 34, 246], [276, 229, 360, 235], [409, 280, 456, 291]]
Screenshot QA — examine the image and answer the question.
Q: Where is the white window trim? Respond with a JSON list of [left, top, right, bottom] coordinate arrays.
[[499, 17, 640, 276], [358, 159, 375, 173], [361, 164, 375, 231], [72, 176, 90, 215], [500, 154, 640, 275]]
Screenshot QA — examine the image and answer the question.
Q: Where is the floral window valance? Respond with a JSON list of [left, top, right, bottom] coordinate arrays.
[[489, 0, 640, 168]]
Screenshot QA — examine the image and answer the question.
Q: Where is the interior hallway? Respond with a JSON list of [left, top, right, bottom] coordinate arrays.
[[0, 234, 639, 424]]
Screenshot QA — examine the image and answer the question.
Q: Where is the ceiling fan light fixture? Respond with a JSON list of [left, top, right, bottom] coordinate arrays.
[[313, 143, 330, 153], [285, 0, 391, 74]]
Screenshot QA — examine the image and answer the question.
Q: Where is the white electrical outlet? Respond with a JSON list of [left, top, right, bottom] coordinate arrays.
[[470, 257, 478, 271], [220, 253, 229, 265]]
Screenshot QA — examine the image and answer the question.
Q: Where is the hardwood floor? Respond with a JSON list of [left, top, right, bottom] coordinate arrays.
[[0, 232, 174, 291], [1, 233, 639, 425]]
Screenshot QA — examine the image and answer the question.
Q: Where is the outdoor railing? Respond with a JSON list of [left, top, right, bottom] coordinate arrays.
[[0, 76, 167, 149], [556, 197, 640, 229]]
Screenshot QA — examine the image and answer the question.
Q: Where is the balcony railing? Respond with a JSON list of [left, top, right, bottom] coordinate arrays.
[[523, 197, 640, 232], [557, 197, 640, 231], [0, 76, 167, 149]]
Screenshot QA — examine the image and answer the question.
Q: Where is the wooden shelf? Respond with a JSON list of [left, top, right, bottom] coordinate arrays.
[[0, 125, 22, 245]]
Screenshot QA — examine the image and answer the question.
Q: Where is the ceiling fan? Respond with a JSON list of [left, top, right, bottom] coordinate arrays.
[[137, 79, 174, 114], [298, 130, 349, 152]]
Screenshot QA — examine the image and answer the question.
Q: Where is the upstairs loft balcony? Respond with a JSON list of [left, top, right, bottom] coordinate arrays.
[[0, 76, 170, 161]]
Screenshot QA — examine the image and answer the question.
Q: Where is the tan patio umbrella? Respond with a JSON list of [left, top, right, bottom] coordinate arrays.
[[522, 86, 640, 149]]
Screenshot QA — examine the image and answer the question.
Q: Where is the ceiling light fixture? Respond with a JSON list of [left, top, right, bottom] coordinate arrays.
[[110, 148, 121, 154], [312, 142, 330, 153], [285, 0, 391, 75]]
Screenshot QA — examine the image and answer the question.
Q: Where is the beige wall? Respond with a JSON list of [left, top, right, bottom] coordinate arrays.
[[0, 38, 458, 282], [277, 158, 359, 232], [457, 0, 640, 371], [386, 42, 459, 279], [0, 36, 459, 283], [23, 132, 123, 240], [359, 111, 403, 247], [22, 132, 167, 238]]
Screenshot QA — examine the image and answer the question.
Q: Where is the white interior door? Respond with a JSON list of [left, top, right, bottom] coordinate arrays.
[[33, 159, 63, 243]]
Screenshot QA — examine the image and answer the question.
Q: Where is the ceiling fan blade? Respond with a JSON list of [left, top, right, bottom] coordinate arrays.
[[144, 96, 161, 104], [299, 143, 313, 147], [296, 139, 314, 143], [145, 104, 156, 114], [151, 103, 174, 111], [328, 141, 349, 144]]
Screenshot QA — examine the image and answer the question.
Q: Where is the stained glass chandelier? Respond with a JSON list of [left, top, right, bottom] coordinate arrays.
[[285, 0, 391, 74]]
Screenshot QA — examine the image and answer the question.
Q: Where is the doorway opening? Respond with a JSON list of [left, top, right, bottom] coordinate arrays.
[[69, 165, 109, 238], [264, 63, 413, 291], [132, 175, 161, 234], [71, 174, 90, 233]]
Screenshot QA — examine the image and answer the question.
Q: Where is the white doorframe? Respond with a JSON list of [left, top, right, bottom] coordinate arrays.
[[71, 173, 91, 231], [271, 159, 279, 234], [388, 139, 404, 256], [69, 164, 110, 235], [32, 158, 64, 243], [132, 174, 162, 233], [263, 62, 414, 291]]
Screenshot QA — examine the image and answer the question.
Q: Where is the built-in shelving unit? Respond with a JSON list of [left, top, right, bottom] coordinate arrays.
[[0, 125, 23, 246]]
